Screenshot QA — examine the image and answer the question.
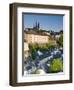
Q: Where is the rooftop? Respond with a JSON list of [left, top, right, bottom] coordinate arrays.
[[24, 30, 49, 36]]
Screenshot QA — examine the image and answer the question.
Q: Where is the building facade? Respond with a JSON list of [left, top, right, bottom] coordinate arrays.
[[24, 42, 29, 61], [24, 32, 49, 44]]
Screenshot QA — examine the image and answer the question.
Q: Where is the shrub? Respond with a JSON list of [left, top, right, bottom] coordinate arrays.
[[29, 44, 37, 60], [50, 58, 63, 73], [57, 34, 63, 47]]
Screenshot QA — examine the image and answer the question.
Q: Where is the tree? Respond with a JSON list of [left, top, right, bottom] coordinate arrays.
[[29, 44, 36, 60], [50, 58, 63, 73], [57, 34, 63, 47]]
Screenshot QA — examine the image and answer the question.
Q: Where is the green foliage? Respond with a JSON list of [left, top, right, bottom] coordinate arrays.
[[29, 43, 56, 60], [57, 34, 63, 47], [29, 43, 55, 52], [38, 44, 48, 52], [50, 58, 63, 73], [29, 44, 37, 60]]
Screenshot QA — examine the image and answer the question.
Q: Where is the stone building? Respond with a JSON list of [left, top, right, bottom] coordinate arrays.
[[24, 31, 49, 44]]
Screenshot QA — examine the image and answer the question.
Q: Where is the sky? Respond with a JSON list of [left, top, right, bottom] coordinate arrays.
[[23, 14, 63, 32]]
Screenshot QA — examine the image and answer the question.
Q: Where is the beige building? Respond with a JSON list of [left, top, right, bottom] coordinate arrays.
[[24, 31, 49, 44], [24, 42, 30, 61]]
